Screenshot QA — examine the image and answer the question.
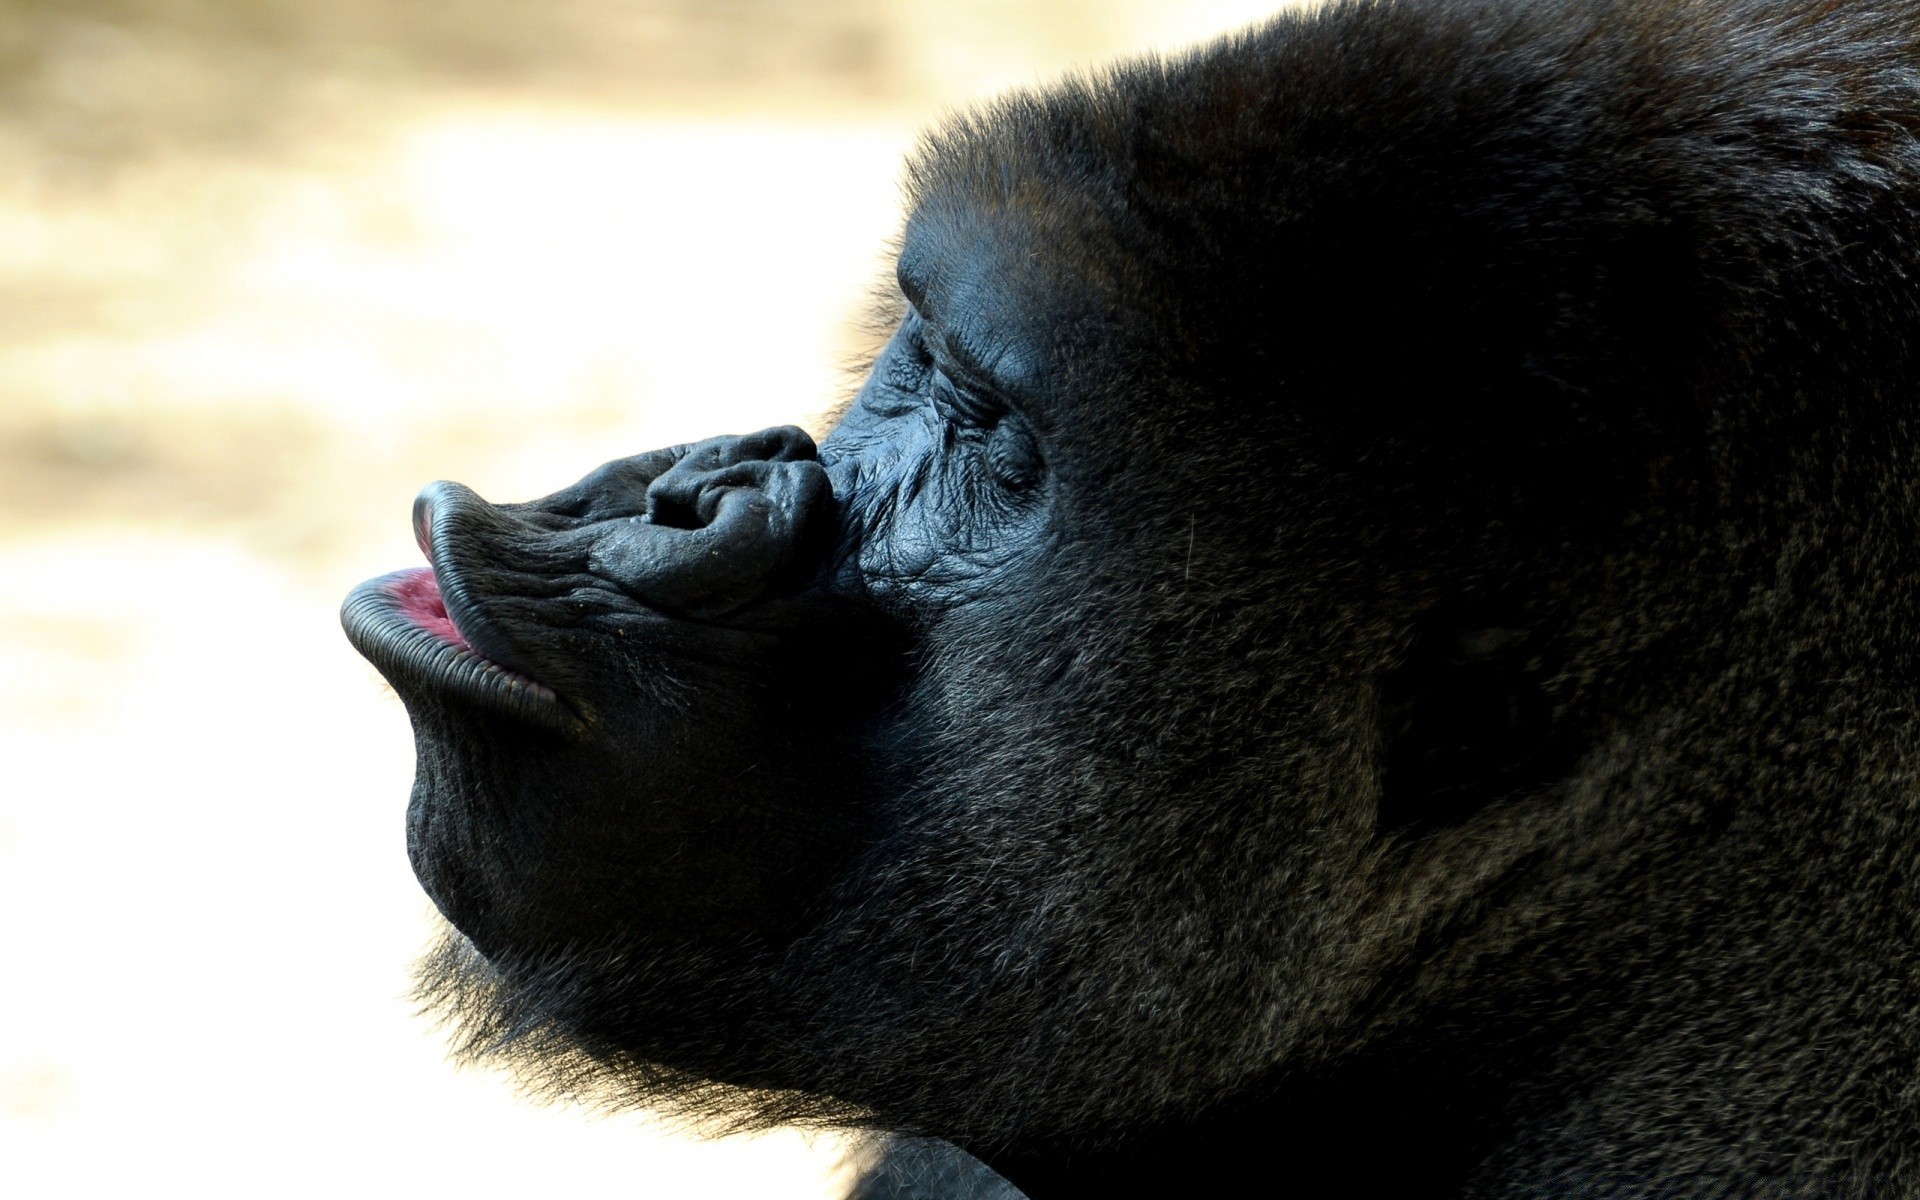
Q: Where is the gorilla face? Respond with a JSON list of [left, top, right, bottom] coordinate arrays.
[[344, 200, 1097, 957], [348, 131, 1561, 1142], [345, 0, 1920, 1191], [347, 162, 1415, 1116]]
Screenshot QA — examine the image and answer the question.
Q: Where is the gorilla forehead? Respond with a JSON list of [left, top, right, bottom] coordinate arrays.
[[894, 163, 1154, 440], [893, 18, 1619, 463]]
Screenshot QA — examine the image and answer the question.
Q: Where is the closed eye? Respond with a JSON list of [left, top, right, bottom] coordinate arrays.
[[931, 368, 1004, 428]]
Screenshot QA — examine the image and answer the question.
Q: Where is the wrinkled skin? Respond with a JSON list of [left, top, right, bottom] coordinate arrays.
[[345, 1, 1920, 1196], [381, 426, 861, 956]]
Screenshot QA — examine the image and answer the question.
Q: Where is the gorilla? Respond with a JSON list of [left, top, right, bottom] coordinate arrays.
[[342, 0, 1920, 1195]]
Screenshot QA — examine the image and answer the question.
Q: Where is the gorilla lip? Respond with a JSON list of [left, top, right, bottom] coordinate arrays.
[[390, 567, 471, 651], [341, 566, 576, 732]]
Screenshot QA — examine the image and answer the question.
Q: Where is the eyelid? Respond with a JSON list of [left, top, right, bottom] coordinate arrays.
[[929, 328, 997, 390], [932, 368, 1003, 425], [904, 309, 1009, 420], [938, 351, 995, 395]]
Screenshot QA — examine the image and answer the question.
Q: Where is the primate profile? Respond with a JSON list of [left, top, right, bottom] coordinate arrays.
[[344, 1, 1920, 1195]]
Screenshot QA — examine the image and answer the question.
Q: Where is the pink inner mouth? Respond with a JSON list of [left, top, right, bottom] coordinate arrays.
[[391, 567, 471, 650]]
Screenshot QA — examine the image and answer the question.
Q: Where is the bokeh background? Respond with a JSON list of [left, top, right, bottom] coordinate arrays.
[[0, 2, 1290, 1195]]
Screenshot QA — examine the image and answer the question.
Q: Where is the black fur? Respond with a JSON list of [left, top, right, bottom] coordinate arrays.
[[347, 1, 1920, 1195]]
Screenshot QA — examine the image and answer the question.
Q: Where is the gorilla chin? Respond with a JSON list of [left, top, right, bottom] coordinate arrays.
[[346, 1, 1920, 1197]]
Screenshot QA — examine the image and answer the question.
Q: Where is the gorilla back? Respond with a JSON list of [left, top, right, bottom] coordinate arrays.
[[342, 1, 1920, 1195]]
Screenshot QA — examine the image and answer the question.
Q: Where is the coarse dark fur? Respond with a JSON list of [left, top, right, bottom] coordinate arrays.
[[344, 0, 1920, 1196]]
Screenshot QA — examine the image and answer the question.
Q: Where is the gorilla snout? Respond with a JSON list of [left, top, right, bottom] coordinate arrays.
[[413, 426, 836, 662], [350, 425, 876, 957]]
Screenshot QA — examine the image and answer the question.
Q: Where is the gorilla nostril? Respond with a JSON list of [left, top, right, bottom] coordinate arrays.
[[644, 437, 804, 531], [645, 490, 706, 531]]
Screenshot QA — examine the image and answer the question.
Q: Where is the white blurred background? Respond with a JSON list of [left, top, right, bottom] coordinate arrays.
[[0, 2, 1292, 1195]]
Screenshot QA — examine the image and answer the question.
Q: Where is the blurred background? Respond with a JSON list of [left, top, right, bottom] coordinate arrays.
[[0, 1, 1290, 1195]]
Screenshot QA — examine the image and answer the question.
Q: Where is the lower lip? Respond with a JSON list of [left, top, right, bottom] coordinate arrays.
[[341, 568, 576, 731], [388, 566, 472, 650]]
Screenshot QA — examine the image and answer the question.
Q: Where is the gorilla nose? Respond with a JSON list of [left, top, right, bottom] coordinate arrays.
[[407, 429, 834, 624], [588, 427, 835, 619], [641, 427, 822, 530]]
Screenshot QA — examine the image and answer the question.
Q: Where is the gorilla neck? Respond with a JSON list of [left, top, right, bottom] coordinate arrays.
[[986, 648, 1920, 1198], [1430, 648, 1920, 1192], [1496, 687, 1919, 1188]]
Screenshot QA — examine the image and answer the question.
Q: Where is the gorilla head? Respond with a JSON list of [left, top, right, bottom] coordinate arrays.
[[345, 0, 1920, 1194]]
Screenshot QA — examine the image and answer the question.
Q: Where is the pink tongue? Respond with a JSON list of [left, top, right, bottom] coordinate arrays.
[[392, 567, 470, 650]]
